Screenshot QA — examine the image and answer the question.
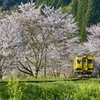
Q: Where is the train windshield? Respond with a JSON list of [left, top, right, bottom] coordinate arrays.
[[77, 60, 82, 64], [88, 59, 92, 64]]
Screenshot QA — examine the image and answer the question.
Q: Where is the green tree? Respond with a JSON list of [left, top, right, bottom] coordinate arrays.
[[83, 0, 93, 27], [72, 0, 78, 16], [72, 0, 100, 42], [89, 0, 100, 25], [56, 0, 63, 8], [80, 0, 93, 41]]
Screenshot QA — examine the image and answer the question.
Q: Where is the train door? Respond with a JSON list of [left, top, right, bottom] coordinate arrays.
[[82, 58, 88, 72]]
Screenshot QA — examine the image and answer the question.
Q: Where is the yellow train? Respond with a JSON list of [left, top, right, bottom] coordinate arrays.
[[74, 55, 94, 76]]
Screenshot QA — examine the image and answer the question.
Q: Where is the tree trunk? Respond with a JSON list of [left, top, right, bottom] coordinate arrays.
[[0, 66, 2, 80], [35, 69, 38, 79]]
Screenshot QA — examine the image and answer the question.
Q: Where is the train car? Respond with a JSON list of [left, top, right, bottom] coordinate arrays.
[[74, 55, 94, 76]]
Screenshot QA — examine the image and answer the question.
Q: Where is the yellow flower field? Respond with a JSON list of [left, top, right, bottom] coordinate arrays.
[[0, 78, 100, 100]]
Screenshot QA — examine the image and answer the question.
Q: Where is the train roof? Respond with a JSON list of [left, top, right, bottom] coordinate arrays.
[[75, 56, 93, 59]]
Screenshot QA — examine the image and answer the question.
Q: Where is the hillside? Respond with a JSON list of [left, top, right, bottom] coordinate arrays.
[[36, 0, 71, 9], [0, 0, 36, 10], [0, 0, 71, 11], [72, 0, 100, 41], [36, 0, 100, 41]]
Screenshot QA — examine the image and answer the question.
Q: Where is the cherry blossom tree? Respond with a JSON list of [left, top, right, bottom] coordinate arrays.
[[86, 23, 100, 77], [0, 1, 79, 78], [18, 2, 79, 77], [0, 11, 23, 79]]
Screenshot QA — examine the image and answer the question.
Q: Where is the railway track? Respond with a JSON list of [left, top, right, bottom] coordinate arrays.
[[0, 78, 90, 83]]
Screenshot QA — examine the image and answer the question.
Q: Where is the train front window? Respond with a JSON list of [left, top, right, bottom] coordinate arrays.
[[77, 60, 82, 64], [88, 59, 92, 64]]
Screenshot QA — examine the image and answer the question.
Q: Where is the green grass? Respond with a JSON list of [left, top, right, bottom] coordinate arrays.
[[0, 78, 100, 100]]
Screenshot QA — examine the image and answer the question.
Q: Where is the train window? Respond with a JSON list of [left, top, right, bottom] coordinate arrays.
[[88, 59, 92, 64], [77, 60, 82, 64]]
